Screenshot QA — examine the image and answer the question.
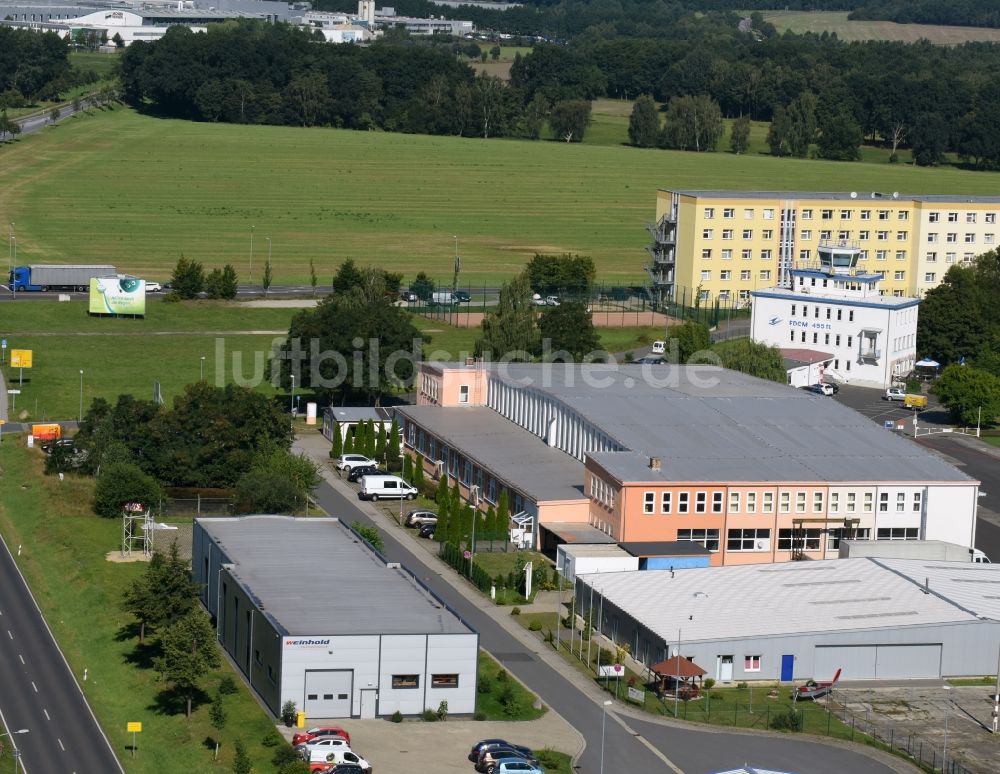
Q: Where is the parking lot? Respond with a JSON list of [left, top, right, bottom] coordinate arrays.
[[277, 713, 583, 774], [831, 383, 948, 430]]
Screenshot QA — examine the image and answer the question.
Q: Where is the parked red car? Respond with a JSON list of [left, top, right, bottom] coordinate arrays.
[[292, 726, 351, 747]]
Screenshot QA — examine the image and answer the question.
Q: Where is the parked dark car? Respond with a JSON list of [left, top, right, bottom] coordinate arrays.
[[469, 740, 513, 763], [418, 523, 437, 539], [454, 290, 471, 303], [40, 438, 75, 455], [347, 465, 381, 483], [477, 743, 536, 773]]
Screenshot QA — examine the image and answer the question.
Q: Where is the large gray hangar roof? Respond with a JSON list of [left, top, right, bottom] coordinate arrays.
[[577, 558, 1000, 644], [197, 516, 473, 637], [395, 404, 587, 503], [489, 364, 973, 485]]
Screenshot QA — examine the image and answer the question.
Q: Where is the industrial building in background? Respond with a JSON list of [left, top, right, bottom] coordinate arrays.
[[1, 0, 473, 44], [193, 516, 478, 719], [398, 361, 979, 566], [573, 557, 1000, 683], [646, 189, 1000, 307], [750, 240, 919, 389]]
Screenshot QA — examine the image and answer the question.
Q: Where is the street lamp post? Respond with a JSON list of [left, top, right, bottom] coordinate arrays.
[[942, 685, 952, 772], [78, 369, 84, 421], [467, 485, 480, 579], [290, 374, 295, 417], [200, 356, 205, 381], [0, 728, 29, 773], [249, 225, 255, 284], [600, 699, 612, 774]]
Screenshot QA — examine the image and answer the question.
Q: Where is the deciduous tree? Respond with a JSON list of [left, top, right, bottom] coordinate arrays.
[[538, 301, 600, 360], [729, 114, 750, 154], [627, 94, 659, 148], [155, 608, 222, 718], [476, 273, 539, 361], [549, 99, 591, 142]]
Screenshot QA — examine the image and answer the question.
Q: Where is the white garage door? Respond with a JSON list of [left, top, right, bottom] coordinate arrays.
[[814, 644, 942, 680], [875, 644, 941, 679], [304, 670, 353, 718], [814, 645, 876, 680]]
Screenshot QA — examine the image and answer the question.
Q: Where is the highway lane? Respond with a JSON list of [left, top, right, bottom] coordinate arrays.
[[0, 534, 123, 773], [312, 475, 900, 774]]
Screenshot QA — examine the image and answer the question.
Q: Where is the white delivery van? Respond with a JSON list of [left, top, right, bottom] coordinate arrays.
[[359, 474, 418, 501], [306, 748, 372, 772], [651, 340, 665, 355]]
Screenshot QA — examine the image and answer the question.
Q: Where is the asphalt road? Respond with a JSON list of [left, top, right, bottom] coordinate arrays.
[[0, 534, 123, 773], [832, 383, 1000, 559], [312, 477, 899, 774]]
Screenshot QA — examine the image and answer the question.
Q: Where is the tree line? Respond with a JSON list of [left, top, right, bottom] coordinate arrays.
[[916, 249, 1000, 427], [120, 21, 561, 139], [0, 27, 106, 108], [56, 382, 320, 517]]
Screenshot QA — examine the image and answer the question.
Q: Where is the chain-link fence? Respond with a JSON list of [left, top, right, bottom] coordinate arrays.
[[827, 690, 976, 774], [407, 281, 751, 332], [157, 496, 234, 518]]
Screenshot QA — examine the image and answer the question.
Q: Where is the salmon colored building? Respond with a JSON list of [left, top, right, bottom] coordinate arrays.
[[396, 361, 979, 566]]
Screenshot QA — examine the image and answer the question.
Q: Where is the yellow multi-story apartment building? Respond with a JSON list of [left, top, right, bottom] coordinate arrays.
[[646, 190, 1000, 304]]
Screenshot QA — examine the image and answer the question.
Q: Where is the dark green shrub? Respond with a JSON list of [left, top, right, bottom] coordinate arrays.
[[261, 730, 282, 747], [703, 678, 715, 690], [528, 619, 542, 631], [770, 707, 803, 732], [218, 676, 238, 695], [473, 710, 487, 721], [421, 708, 439, 721], [391, 710, 403, 723], [511, 606, 521, 616]]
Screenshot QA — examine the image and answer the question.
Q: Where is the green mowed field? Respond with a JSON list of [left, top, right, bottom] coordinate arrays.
[[762, 11, 1000, 44], [0, 444, 282, 773], [5, 108, 1000, 286], [0, 298, 663, 420]]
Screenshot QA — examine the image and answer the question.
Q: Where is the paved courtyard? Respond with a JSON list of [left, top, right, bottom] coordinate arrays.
[[277, 712, 584, 774], [835, 683, 1000, 773]]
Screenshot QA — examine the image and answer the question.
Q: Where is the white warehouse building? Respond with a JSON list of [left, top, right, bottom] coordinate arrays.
[[193, 516, 479, 719], [575, 558, 1000, 683], [751, 241, 919, 389]]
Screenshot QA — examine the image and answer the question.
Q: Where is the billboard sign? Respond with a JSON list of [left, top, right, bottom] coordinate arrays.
[[89, 277, 145, 316], [10, 349, 32, 368]]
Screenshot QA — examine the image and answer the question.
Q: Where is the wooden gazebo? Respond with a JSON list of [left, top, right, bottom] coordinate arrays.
[[650, 656, 707, 700]]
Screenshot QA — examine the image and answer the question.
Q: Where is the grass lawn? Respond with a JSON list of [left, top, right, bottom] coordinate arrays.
[[70, 50, 122, 79], [476, 650, 547, 721], [4, 108, 1000, 288], [761, 10, 1000, 44], [1, 331, 282, 421], [0, 443, 282, 773], [978, 435, 1000, 448]]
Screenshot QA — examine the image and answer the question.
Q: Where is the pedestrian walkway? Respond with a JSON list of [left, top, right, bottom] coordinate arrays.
[[294, 428, 917, 774]]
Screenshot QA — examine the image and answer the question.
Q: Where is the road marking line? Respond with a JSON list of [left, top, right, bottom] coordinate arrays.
[[610, 710, 685, 774], [6, 629, 11, 639], [18, 653, 24, 664], [58, 738, 65, 751], [43, 708, 50, 720], [31, 681, 37, 692]]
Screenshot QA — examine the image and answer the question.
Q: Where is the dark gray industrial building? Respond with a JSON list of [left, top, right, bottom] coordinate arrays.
[[193, 516, 478, 719]]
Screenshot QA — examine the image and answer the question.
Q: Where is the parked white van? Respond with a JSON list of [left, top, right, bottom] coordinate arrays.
[[359, 474, 418, 501]]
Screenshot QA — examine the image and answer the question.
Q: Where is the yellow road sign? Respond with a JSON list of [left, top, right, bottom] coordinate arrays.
[[127, 722, 142, 733], [10, 349, 32, 368]]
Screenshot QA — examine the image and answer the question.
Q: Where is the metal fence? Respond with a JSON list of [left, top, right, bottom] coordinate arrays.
[[157, 496, 234, 518], [826, 690, 976, 774]]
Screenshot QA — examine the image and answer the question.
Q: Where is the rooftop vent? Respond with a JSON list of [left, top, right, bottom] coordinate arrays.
[[648, 456, 662, 471]]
